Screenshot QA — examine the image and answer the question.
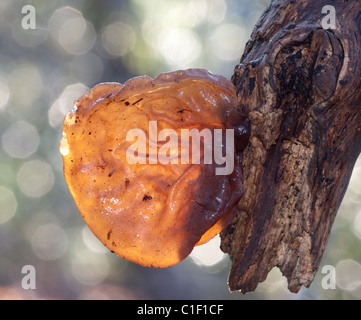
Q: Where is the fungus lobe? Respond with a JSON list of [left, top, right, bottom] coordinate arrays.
[[60, 68, 249, 268]]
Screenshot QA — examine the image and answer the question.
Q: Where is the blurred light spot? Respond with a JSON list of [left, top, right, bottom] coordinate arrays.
[[350, 285, 361, 299], [59, 134, 69, 156], [190, 235, 225, 267], [209, 23, 246, 61], [157, 28, 201, 68], [71, 250, 110, 285], [0, 186, 17, 224], [353, 210, 361, 240], [2, 121, 40, 158], [49, 7, 96, 55], [161, 1, 207, 28], [206, 0, 227, 24], [185, 0, 208, 27], [70, 53, 104, 84], [142, 19, 162, 49], [339, 157, 361, 222], [8, 64, 43, 106], [82, 226, 109, 254], [31, 224, 68, 260], [348, 157, 361, 197], [101, 22, 136, 57], [17, 160, 55, 198], [257, 267, 288, 294], [61, 16, 86, 41], [335, 259, 361, 291], [12, 21, 48, 48], [0, 75, 10, 111], [48, 83, 89, 127], [59, 21, 95, 55]]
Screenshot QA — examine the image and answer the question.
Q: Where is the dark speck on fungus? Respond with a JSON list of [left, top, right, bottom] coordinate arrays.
[[143, 195, 153, 201]]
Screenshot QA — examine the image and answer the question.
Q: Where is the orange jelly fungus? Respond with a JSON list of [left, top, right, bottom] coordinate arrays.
[[60, 69, 249, 267]]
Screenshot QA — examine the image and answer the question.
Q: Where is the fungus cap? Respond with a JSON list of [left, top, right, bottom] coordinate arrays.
[[60, 68, 248, 267]]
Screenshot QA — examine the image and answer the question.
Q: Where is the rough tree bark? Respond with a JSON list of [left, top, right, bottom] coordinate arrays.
[[220, 0, 361, 293]]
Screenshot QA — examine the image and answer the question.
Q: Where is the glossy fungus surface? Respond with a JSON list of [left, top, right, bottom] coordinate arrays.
[[60, 68, 249, 267]]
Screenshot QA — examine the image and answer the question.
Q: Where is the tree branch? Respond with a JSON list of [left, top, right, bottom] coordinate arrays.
[[221, 0, 361, 293]]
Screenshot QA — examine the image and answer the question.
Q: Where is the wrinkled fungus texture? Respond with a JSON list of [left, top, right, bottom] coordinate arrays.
[[61, 68, 249, 267]]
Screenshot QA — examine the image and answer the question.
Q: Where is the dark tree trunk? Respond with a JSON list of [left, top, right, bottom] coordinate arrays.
[[220, 0, 361, 293]]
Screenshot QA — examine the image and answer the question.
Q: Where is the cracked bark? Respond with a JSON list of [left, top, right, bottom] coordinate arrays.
[[220, 0, 361, 293]]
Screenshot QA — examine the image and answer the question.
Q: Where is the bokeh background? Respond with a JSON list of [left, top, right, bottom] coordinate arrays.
[[0, 0, 360, 300]]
